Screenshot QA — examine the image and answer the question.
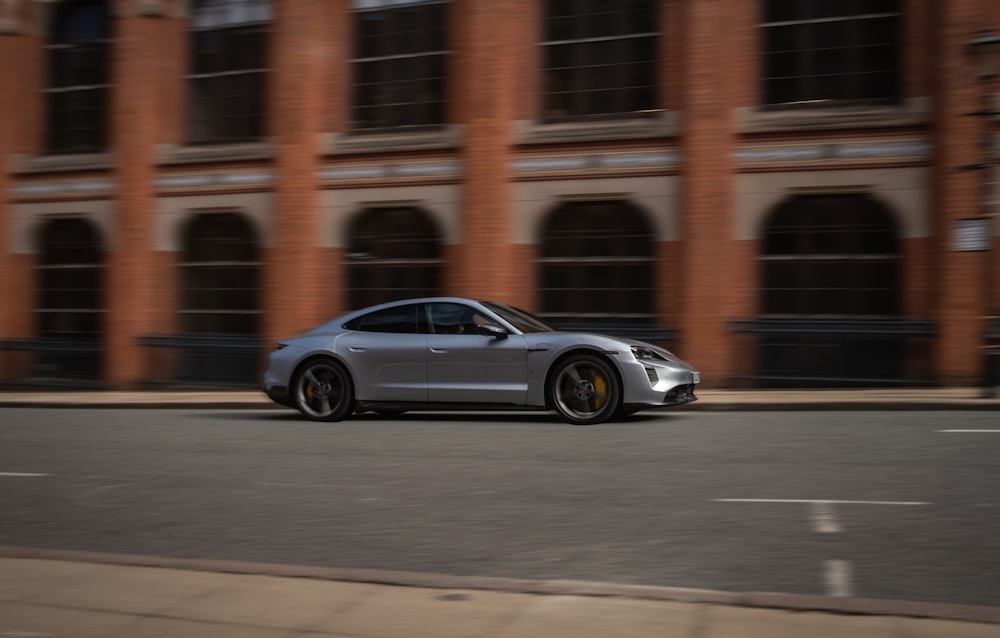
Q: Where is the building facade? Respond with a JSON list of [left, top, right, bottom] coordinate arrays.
[[1, 0, 998, 389]]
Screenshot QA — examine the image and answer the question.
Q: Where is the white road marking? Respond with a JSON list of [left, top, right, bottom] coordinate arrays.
[[714, 499, 930, 506], [0, 472, 49, 477], [824, 560, 854, 598], [938, 429, 1000, 433], [810, 501, 841, 533]]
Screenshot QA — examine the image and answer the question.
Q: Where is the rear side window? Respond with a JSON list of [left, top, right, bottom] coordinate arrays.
[[344, 304, 421, 333]]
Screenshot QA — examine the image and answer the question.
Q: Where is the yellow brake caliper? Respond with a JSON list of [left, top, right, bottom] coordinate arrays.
[[593, 373, 607, 409]]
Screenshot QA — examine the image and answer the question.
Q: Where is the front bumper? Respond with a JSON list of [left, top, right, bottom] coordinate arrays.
[[619, 358, 700, 408], [265, 384, 291, 407]]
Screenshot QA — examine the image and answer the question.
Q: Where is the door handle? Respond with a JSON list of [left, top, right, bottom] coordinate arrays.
[[429, 347, 449, 354], [348, 345, 368, 352]]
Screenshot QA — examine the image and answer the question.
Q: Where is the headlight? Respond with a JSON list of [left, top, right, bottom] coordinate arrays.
[[630, 345, 665, 361]]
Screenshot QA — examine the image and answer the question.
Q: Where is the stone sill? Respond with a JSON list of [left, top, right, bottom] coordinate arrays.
[[738, 97, 931, 133], [324, 125, 461, 156], [156, 141, 273, 165], [14, 153, 114, 174], [515, 111, 678, 145]]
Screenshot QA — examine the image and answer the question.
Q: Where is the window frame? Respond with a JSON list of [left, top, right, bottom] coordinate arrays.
[[537, 200, 656, 324], [540, 0, 659, 122], [759, 194, 901, 317], [759, 1, 902, 109], [186, 0, 270, 145], [179, 212, 262, 335], [44, 0, 112, 155], [350, 0, 449, 132]]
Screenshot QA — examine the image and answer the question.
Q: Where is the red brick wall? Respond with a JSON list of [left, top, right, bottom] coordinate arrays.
[[106, 2, 161, 386], [264, 0, 332, 344], [677, 0, 739, 385], [449, 0, 521, 301], [929, 0, 992, 384]]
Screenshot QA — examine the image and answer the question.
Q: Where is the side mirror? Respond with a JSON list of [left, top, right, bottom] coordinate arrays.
[[478, 323, 508, 340]]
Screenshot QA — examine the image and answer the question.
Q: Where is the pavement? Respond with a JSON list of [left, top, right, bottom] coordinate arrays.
[[2, 388, 999, 637], [0, 386, 999, 411]]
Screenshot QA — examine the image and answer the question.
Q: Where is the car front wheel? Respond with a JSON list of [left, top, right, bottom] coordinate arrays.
[[293, 358, 354, 422], [548, 354, 621, 425]]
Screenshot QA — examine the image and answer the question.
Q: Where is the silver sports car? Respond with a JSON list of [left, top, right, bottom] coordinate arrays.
[[263, 298, 699, 424]]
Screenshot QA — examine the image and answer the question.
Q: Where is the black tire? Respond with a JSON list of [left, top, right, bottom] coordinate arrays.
[[548, 354, 621, 425], [292, 358, 354, 422]]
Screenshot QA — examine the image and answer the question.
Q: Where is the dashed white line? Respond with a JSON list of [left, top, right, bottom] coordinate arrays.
[[824, 560, 854, 598], [810, 501, 842, 533], [714, 499, 930, 506], [938, 429, 1000, 433], [0, 472, 49, 477]]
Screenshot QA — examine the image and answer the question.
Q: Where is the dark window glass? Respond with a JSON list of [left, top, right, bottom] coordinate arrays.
[[35, 218, 105, 339], [425, 302, 490, 335], [542, 0, 657, 120], [346, 207, 442, 310], [760, 0, 901, 106], [45, 0, 111, 154], [759, 194, 900, 316], [347, 304, 420, 334], [538, 201, 655, 325], [351, 1, 448, 131], [187, 0, 269, 144], [180, 212, 261, 334]]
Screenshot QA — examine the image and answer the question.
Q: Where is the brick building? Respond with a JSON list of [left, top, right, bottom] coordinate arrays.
[[1, 0, 998, 389]]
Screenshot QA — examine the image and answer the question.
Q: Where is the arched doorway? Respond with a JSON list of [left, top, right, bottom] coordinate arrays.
[[753, 193, 908, 385], [537, 200, 656, 333], [178, 212, 262, 384], [35, 217, 105, 380], [345, 206, 443, 310]]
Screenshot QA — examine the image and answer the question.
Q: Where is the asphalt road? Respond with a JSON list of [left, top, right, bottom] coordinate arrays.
[[0, 408, 998, 607]]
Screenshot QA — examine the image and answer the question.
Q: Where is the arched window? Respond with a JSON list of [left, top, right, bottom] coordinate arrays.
[[180, 212, 261, 334], [760, 194, 900, 316], [346, 207, 442, 310], [35, 217, 105, 378], [538, 200, 655, 326], [188, 0, 270, 144], [542, 0, 658, 120], [46, 0, 111, 153]]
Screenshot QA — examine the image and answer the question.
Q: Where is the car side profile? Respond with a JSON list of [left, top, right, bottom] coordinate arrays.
[[263, 297, 699, 425]]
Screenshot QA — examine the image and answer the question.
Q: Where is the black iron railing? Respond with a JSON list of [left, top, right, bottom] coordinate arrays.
[[139, 334, 264, 388], [730, 317, 936, 387], [0, 337, 103, 386]]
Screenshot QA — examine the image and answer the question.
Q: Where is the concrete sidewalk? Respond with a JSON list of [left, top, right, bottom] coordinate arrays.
[[1, 551, 998, 638], [0, 387, 998, 410]]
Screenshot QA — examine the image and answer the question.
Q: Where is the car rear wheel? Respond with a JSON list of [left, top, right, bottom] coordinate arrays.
[[548, 354, 621, 425], [293, 358, 354, 422]]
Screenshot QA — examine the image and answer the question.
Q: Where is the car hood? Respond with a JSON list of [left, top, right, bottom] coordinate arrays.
[[528, 331, 694, 368]]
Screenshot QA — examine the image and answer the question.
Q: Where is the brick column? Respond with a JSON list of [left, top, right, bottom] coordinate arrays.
[[449, 0, 519, 302], [106, 0, 161, 387], [265, 0, 329, 343], [676, 0, 738, 385], [0, 17, 29, 379], [929, 0, 994, 384], [2, 2, 46, 380]]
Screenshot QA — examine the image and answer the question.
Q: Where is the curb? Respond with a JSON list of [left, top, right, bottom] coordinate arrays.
[[1, 400, 998, 411], [2, 546, 998, 625]]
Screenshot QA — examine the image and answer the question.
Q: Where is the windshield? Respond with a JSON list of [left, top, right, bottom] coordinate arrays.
[[481, 301, 556, 334]]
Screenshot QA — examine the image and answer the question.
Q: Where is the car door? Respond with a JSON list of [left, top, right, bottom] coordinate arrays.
[[423, 302, 529, 405], [339, 303, 427, 402]]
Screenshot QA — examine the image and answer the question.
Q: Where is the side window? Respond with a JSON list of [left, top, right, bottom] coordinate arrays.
[[345, 304, 420, 333], [426, 303, 487, 335]]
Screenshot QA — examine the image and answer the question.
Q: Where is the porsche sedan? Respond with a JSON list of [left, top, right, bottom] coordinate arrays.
[[263, 298, 699, 425]]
